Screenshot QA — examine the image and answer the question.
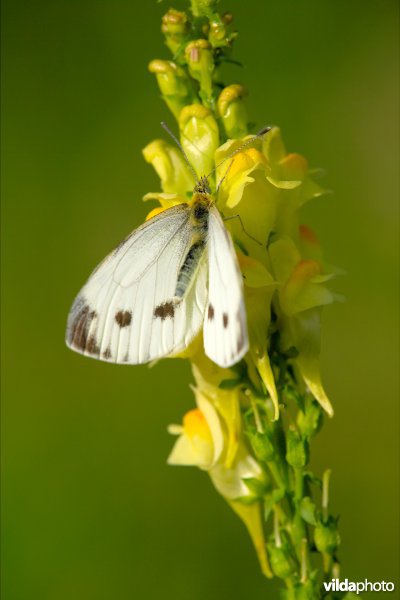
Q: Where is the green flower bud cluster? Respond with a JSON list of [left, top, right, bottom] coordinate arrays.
[[149, 0, 244, 136], [242, 385, 340, 597]]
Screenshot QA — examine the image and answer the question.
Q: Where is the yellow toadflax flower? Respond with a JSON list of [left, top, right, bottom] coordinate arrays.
[[167, 387, 272, 577]]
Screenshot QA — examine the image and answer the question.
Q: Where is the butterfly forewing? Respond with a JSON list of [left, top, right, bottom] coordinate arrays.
[[66, 204, 207, 364], [203, 206, 249, 367]]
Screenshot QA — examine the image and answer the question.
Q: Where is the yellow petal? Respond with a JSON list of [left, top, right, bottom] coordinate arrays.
[[142, 139, 194, 195], [179, 104, 219, 177], [167, 434, 211, 468], [193, 389, 225, 465], [210, 389, 241, 469], [262, 126, 286, 163], [269, 237, 301, 283], [256, 354, 280, 421], [143, 192, 187, 208], [238, 253, 275, 288], [296, 355, 334, 417], [209, 443, 263, 499], [228, 500, 273, 578], [145, 206, 167, 221], [281, 309, 334, 417]]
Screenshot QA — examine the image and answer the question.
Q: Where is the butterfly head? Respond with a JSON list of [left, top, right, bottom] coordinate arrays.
[[194, 175, 211, 196]]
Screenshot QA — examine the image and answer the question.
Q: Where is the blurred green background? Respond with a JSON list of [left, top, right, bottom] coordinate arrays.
[[1, 0, 398, 598]]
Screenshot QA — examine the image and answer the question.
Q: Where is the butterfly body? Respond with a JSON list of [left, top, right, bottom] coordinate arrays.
[[66, 177, 249, 368], [175, 193, 211, 296]]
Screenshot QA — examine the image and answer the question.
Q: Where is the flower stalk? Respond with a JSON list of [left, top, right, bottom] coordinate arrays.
[[143, 0, 342, 597]]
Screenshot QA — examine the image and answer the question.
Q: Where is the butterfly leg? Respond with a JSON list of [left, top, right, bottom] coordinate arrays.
[[222, 214, 262, 246]]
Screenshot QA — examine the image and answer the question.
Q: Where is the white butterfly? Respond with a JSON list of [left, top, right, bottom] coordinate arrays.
[[66, 173, 248, 368], [66, 127, 271, 368]]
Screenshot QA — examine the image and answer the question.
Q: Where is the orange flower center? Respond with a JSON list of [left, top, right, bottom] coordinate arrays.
[[183, 409, 212, 442]]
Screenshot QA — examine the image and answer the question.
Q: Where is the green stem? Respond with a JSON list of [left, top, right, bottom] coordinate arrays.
[[322, 469, 332, 520], [294, 467, 304, 502], [300, 537, 309, 583], [322, 552, 333, 574], [273, 507, 282, 547]]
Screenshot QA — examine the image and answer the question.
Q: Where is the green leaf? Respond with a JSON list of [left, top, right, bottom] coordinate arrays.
[[242, 477, 269, 497], [232, 494, 258, 506]]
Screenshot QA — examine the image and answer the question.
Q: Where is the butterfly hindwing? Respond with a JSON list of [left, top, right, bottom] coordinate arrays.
[[66, 204, 208, 364], [203, 206, 249, 367]]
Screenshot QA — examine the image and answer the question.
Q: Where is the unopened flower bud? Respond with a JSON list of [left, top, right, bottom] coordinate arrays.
[[248, 429, 275, 462], [148, 59, 196, 119], [185, 40, 214, 107], [207, 17, 237, 48], [297, 400, 323, 438], [190, 0, 219, 18], [267, 541, 297, 579], [222, 12, 233, 25], [179, 104, 219, 176], [217, 84, 248, 139], [314, 517, 340, 554], [161, 9, 189, 58], [209, 19, 226, 44], [286, 427, 309, 468], [293, 580, 320, 600]]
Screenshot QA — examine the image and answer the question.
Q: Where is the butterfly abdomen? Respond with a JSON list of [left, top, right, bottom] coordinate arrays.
[[175, 237, 206, 299], [173, 195, 211, 299]]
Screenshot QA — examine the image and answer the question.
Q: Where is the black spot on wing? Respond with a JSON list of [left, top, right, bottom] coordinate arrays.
[[115, 310, 132, 327], [86, 335, 100, 355], [208, 304, 215, 320], [154, 301, 175, 320], [223, 313, 229, 328], [68, 300, 98, 354], [103, 347, 112, 360]]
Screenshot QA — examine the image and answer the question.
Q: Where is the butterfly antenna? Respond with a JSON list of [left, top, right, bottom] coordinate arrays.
[[160, 121, 198, 183], [208, 126, 272, 179]]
